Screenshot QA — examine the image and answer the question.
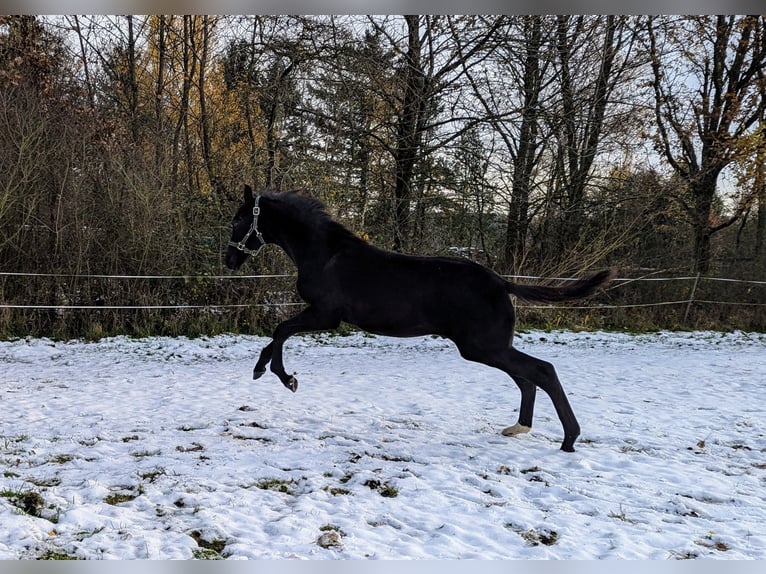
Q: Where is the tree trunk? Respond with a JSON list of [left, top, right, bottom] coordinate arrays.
[[71, 16, 95, 108], [504, 16, 542, 272], [692, 225, 712, 275], [555, 15, 619, 253], [197, 16, 221, 195], [689, 171, 719, 274], [754, 75, 766, 265], [125, 16, 140, 143], [755, 184, 766, 263], [154, 15, 167, 174], [393, 15, 426, 252]]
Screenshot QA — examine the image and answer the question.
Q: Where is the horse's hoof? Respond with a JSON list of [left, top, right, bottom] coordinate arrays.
[[253, 369, 266, 380], [501, 423, 531, 437], [283, 376, 298, 393], [560, 436, 578, 452]]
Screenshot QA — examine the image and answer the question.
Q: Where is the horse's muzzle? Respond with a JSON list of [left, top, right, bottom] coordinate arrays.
[[224, 247, 247, 270]]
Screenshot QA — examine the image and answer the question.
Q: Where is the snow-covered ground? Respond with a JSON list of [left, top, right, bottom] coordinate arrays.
[[1, 329, 765, 560]]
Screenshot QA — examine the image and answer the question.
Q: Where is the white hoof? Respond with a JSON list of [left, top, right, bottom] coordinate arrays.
[[501, 423, 531, 437]]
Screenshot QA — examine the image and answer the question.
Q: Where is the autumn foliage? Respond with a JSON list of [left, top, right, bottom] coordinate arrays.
[[0, 15, 764, 338]]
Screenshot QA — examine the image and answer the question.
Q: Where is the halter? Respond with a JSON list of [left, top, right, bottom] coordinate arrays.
[[228, 195, 266, 256]]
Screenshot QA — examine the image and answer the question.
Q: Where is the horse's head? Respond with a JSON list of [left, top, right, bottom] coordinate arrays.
[[225, 184, 269, 270]]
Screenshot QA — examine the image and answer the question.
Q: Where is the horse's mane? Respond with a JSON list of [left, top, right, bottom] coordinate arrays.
[[262, 190, 362, 245]]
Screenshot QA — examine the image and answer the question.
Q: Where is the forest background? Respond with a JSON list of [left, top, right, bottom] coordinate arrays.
[[0, 14, 764, 339]]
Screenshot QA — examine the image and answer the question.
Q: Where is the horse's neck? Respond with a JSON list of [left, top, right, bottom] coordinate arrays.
[[277, 228, 333, 273]]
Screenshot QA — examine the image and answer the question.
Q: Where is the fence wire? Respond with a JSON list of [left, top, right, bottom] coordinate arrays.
[[1, 271, 764, 311]]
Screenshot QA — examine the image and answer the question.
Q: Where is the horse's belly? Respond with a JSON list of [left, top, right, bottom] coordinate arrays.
[[343, 300, 442, 338]]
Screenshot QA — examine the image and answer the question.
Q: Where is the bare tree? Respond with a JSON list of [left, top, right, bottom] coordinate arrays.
[[550, 15, 639, 256], [391, 15, 426, 251], [196, 16, 222, 195], [363, 15, 505, 251], [463, 16, 552, 272], [647, 15, 766, 274]]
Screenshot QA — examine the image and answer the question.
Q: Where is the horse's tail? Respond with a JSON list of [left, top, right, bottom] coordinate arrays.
[[505, 269, 616, 303]]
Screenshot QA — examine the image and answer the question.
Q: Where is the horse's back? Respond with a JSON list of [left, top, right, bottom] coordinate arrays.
[[327, 246, 514, 338]]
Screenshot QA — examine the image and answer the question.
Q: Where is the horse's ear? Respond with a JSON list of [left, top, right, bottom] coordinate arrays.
[[243, 184, 254, 204]]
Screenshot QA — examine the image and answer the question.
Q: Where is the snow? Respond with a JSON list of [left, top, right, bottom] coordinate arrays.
[[1, 329, 765, 560]]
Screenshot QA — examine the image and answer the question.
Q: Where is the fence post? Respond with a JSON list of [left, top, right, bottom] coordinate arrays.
[[683, 273, 701, 325]]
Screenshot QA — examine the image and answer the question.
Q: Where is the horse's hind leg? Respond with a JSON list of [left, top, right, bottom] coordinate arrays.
[[502, 348, 581, 452], [457, 341, 580, 452], [501, 378, 536, 437]]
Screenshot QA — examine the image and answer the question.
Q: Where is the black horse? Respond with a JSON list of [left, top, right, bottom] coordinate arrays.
[[225, 186, 614, 451]]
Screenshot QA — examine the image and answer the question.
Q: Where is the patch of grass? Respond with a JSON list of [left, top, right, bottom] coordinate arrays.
[[190, 530, 228, 559], [668, 549, 699, 560], [176, 442, 205, 453], [36, 549, 82, 560], [620, 444, 651, 454], [193, 548, 223, 560], [696, 531, 731, 552], [74, 527, 105, 541], [506, 524, 559, 547], [379, 484, 399, 498], [364, 478, 398, 498], [139, 467, 166, 483], [232, 434, 273, 444], [48, 454, 74, 465], [240, 421, 268, 429], [1, 433, 30, 456], [320, 523, 345, 534], [131, 449, 161, 459], [18, 491, 46, 516], [27, 476, 62, 488], [104, 490, 139, 505], [2, 434, 29, 448], [325, 486, 351, 496], [608, 506, 638, 524], [254, 478, 296, 494], [1, 488, 56, 520], [378, 453, 413, 462], [178, 424, 207, 432], [78, 437, 101, 447], [701, 540, 731, 552]]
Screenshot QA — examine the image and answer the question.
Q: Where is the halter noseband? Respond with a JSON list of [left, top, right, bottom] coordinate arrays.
[[228, 195, 266, 256]]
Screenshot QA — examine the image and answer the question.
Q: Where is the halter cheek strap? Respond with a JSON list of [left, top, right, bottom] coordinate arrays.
[[228, 195, 266, 256]]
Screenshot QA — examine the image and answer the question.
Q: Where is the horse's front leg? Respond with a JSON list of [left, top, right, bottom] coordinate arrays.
[[252, 342, 273, 380], [267, 306, 340, 392]]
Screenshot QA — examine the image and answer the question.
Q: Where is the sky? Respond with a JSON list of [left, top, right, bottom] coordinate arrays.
[[3, 1, 766, 16]]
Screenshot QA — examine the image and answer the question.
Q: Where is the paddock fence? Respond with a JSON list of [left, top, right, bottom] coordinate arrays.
[[0, 270, 764, 338]]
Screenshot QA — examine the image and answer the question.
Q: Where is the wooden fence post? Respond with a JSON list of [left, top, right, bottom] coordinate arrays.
[[683, 273, 701, 325]]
